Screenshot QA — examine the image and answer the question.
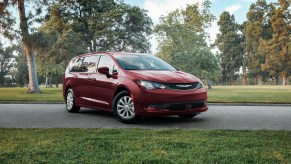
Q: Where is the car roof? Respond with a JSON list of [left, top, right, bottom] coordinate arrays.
[[76, 51, 150, 58]]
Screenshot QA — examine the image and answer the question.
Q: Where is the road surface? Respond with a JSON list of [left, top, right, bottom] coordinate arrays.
[[0, 104, 290, 130]]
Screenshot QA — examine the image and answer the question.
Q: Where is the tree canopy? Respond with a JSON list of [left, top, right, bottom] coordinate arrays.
[[0, 42, 15, 87], [44, 0, 153, 53], [215, 11, 244, 85], [155, 1, 221, 85], [258, 0, 291, 85]]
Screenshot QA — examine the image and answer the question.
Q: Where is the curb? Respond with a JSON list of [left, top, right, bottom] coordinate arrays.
[[0, 101, 290, 106]]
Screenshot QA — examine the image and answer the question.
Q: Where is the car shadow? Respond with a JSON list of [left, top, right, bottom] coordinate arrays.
[[137, 116, 206, 125], [77, 108, 207, 126], [78, 108, 114, 118]]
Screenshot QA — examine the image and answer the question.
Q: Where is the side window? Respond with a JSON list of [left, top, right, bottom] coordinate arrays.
[[70, 57, 84, 72], [98, 55, 116, 74], [70, 55, 99, 73], [81, 55, 99, 73]]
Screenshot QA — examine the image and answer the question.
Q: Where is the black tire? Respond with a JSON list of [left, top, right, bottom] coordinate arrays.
[[66, 88, 80, 113], [113, 91, 137, 123], [178, 114, 197, 119]]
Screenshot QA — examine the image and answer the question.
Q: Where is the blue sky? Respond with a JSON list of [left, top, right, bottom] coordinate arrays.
[[125, 0, 276, 23], [124, 0, 276, 53]]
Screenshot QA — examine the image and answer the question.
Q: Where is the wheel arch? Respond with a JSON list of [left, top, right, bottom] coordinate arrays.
[[64, 85, 73, 101], [113, 85, 130, 98]]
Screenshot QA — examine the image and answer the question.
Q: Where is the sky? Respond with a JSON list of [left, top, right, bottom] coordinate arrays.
[[124, 0, 276, 53], [1, 0, 277, 53]]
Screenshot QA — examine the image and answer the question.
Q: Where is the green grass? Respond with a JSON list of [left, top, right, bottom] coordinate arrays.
[[207, 85, 291, 104], [0, 129, 290, 163], [0, 87, 63, 102], [0, 85, 290, 103]]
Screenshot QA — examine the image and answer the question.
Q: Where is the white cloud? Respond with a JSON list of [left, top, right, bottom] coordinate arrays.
[[225, 5, 242, 14], [143, 0, 203, 25]]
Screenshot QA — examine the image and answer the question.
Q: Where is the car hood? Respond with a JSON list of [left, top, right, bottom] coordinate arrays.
[[127, 70, 199, 83]]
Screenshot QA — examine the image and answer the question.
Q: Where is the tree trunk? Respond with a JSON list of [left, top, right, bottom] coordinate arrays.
[[229, 75, 233, 85], [282, 74, 286, 85], [18, 0, 40, 93], [93, 39, 97, 52], [257, 73, 262, 85], [275, 75, 279, 85], [0, 75, 3, 87], [242, 68, 247, 85], [45, 76, 48, 87], [206, 78, 212, 89], [55, 76, 59, 88], [49, 75, 52, 88]]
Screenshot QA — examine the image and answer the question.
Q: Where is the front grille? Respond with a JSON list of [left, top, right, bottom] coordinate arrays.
[[164, 82, 200, 90], [149, 101, 206, 110]]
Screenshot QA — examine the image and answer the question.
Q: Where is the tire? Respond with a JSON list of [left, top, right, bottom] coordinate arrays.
[[66, 88, 80, 113], [113, 91, 137, 123], [178, 114, 197, 119]]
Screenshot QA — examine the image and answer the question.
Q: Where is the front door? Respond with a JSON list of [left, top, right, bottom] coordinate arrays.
[[90, 55, 118, 110]]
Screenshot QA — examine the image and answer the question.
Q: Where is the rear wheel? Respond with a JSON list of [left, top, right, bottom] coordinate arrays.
[[66, 88, 80, 113], [178, 114, 197, 119], [113, 91, 137, 123]]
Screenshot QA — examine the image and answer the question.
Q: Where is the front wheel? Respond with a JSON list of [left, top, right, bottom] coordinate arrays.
[[113, 91, 137, 123], [66, 88, 80, 113], [178, 114, 197, 119]]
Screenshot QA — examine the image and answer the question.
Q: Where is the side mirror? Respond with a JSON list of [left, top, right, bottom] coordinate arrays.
[[98, 67, 109, 75]]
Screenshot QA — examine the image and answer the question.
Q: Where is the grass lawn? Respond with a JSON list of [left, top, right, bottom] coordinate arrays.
[[0, 129, 290, 163], [0, 85, 290, 103], [208, 85, 291, 104], [0, 87, 63, 102]]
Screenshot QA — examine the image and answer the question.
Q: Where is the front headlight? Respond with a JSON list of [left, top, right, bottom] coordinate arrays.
[[137, 80, 168, 90], [196, 81, 204, 89]]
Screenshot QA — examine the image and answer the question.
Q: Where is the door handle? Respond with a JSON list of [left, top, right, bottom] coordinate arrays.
[[87, 77, 96, 81], [91, 78, 96, 81]]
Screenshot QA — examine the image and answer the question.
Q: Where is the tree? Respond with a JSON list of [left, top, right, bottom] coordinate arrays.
[[14, 45, 28, 87], [0, 43, 14, 87], [155, 1, 220, 87], [33, 29, 87, 87], [32, 0, 153, 85], [244, 0, 275, 85], [0, 0, 48, 93], [259, 0, 291, 85], [46, 0, 153, 53], [215, 11, 243, 85]]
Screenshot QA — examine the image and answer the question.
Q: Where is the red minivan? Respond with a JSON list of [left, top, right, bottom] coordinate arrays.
[[63, 52, 208, 123]]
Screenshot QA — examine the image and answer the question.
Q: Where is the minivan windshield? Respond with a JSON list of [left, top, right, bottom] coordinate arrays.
[[114, 54, 177, 71]]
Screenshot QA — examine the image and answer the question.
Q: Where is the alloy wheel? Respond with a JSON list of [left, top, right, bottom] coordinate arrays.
[[117, 96, 135, 119], [66, 91, 73, 111]]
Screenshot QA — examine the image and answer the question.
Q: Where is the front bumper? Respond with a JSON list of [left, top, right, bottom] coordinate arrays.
[[132, 88, 208, 116]]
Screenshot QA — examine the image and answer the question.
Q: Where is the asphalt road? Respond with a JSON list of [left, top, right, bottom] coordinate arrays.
[[0, 104, 290, 130]]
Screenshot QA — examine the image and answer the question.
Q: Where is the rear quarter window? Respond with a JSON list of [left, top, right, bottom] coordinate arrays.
[[69, 55, 100, 73]]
